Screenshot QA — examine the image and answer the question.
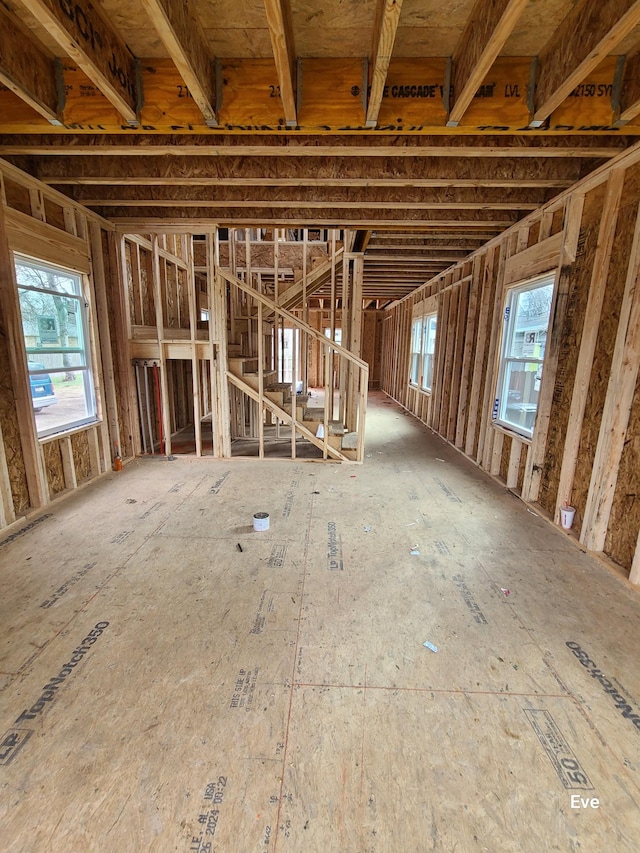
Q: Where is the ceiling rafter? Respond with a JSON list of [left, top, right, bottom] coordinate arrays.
[[447, 0, 529, 127], [0, 136, 626, 158], [140, 0, 216, 126], [0, 4, 63, 124], [530, 0, 640, 127], [366, 0, 404, 127], [616, 51, 640, 125], [263, 0, 297, 126], [13, 0, 140, 124]]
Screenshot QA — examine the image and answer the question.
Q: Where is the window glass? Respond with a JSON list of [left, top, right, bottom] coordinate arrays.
[[410, 318, 422, 385], [421, 314, 437, 391], [15, 256, 97, 439], [495, 278, 553, 437]]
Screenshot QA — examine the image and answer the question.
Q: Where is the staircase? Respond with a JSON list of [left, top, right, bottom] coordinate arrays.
[[221, 268, 368, 462]]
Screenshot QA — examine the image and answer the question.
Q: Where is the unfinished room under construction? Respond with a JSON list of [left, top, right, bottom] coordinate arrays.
[[1, 0, 640, 850]]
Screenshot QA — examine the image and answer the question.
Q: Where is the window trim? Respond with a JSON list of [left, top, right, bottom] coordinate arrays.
[[409, 310, 437, 393], [15, 254, 99, 440], [493, 273, 555, 439]]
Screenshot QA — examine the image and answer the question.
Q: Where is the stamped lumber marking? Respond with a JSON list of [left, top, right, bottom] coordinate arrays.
[[268, 544, 287, 568], [433, 477, 462, 502], [452, 574, 488, 624], [208, 471, 230, 495], [1, 622, 109, 764], [0, 514, 52, 547], [110, 530, 132, 543], [39, 561, 97, 608], [327, 521, 343, 571], [524, 708, 594, 790], [140, 501, 163, 518], [189, 776, 228, 851], [0, 729, 34, 766], [230, 667, 259, 711], [566, 641, 640, 733]]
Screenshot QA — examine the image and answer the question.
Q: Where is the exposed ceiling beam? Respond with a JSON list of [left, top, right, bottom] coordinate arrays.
[[447, 0, 529, 127], [0, 136, 624, 158], [14, 0, 140, 124], [263, 0, 297, 126], [140, 0, 216, 126], [76, 198, 536, 211], [616, 51, 640, 126], [531, 0, 640, 127], [38, 176, 573, 189], [366, 0, 404, 127], [0, 5, 62, 124]]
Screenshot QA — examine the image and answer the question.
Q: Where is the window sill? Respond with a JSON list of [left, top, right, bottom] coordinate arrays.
[[38, 419, 101, 444], [491, 421, 532, 445]]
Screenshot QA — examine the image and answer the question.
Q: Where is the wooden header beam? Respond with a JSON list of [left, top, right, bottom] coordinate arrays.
[[531, 0, 640, 127], [140, 0, 217, 126], [0, 5, 63, 124], [447, 0, 528, 127], [15, 0, 140, 124]]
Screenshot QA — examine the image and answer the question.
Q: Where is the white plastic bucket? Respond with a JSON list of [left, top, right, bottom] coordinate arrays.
[[253, 512, 270, 532], [560, 506, 576, 530]]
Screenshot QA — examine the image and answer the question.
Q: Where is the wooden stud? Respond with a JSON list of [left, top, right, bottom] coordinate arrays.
[[554, 169, 625, 522], [0, 200, 48, 508], [263, 0, 297, 126], [581, 202, 640, 552]]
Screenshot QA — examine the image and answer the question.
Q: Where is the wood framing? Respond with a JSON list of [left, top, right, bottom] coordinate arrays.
[[263, 0, 297, 126], [366, 0, 404, 127], [0, 4, 62, 124], [140, 0, 217, 126], [447, 0, 528, 127]]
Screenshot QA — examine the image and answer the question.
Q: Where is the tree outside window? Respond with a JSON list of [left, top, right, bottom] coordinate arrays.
[[15, 256, 97, 439]]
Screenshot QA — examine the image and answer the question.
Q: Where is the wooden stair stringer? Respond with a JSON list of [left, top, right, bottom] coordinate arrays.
[[226, 371, 349, 461]]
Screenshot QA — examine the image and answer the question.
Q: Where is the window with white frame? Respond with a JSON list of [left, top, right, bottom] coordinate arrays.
[[494, 275, 554, 438], [420, 313, 437, 391], [15, 255, 97, 439], [409, 312, 437, 391]]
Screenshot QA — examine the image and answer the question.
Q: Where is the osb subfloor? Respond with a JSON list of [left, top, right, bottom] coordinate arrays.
[[1, 392, 640, 852]]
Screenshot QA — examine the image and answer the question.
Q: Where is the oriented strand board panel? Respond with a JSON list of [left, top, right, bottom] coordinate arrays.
[[42, 440, 65, 496], [1, 395, 640, 850], [604, 372, 640, 572], [70, 431, 91, 482], [0, 327, 29, 513], [537, 190, 603, 518], [570, 201, 637, 531]]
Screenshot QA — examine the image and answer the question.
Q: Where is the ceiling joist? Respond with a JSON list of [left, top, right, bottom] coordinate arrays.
[[447, 0, 529, 127], [14, 0, 140, 124], [366, 0, 404, 127], [140, 0, 217, 126], [0, 5, 62, 124], [531, 0, 640, 127], [263, 0, 297, 126]]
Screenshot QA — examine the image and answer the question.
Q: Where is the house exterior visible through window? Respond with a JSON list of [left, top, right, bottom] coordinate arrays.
[[410, 312, 437, 391], [494, 275, 554, 438], [15, 256, 97, 439]]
